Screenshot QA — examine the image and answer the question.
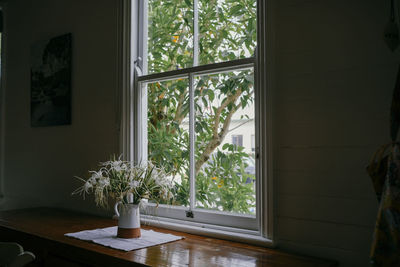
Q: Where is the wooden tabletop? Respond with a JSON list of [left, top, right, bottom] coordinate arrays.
[[0, 208, 336, 266]]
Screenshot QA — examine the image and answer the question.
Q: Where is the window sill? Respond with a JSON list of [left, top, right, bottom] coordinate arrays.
[[141, 214, 274, 248]]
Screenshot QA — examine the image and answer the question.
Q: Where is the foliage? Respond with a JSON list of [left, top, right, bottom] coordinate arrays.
[[147, 0, 257, 214], [73, 157, 174, 207], [147, 79, 189, 176], [196, 144, 255, 213], [147, 0, 193, 73], [198, 0, 257, 64], [147, 0, 256, 74]]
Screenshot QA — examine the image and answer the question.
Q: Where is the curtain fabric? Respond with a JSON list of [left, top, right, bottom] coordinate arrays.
[[370, 144, 400, 266], [370, 65, 400, 266]]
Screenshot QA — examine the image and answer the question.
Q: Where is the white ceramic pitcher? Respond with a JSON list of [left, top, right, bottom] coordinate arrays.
[[114, 202, 141, 238]]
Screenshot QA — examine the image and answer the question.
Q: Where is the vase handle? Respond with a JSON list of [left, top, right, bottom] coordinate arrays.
[[114, 201, 122, 218]]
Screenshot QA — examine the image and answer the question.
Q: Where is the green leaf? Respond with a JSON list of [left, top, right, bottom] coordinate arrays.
[[229, 4, 243, 16], [222, 143, 230, 150]]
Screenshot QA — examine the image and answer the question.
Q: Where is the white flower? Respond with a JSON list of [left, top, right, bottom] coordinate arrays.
[[120, 163, 128, 170], [112, 160, 122, 168], [155, 177, 163, 186], [129, 180, 140, 188], [90, 170, 104, 180], [161, 188, 168, 199], [99, 160, 112, 166], [73, 158, 174, 207], [98, 177, 110, 187]]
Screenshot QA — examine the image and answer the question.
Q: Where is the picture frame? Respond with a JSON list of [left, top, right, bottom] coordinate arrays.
[[30, 33, 72, 127]]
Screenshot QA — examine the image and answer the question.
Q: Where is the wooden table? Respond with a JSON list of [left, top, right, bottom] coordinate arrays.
[[0, 208, 336, 266]]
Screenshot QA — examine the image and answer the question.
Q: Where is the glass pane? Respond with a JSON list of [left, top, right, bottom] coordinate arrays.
[[198, 0, 257, 65], [194, 68, 256, 215], [146, 78, 190, 207], [147, 0, 193, 74]]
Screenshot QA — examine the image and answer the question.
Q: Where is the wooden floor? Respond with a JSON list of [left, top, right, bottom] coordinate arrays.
[[0, 208, 337, 266]]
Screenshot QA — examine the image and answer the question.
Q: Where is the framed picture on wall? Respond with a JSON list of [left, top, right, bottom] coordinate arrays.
[[30, 33, 72, 127]]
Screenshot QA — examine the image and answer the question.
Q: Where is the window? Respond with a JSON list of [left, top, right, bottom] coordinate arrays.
[[232, 135, 243, 147], [122, 0, 272, 242]]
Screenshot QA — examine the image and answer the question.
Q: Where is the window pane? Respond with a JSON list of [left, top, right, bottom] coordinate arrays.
[[147, 0, 193, 74], [146, 78, 190, 207], [194, 68, 256, 215], [232, 135, 243, 147], [198, 0, 257, 65]]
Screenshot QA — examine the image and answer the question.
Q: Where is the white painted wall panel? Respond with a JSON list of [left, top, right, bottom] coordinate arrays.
[[278, 195, 377, 227], [0, 0, 120, 213], [278, 217, 373, 252], [276, 169, 377, 199], [274, 0, 395, 265]]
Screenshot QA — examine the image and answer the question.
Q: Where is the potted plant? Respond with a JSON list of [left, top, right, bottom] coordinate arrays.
[[73, 157, 174, 238]]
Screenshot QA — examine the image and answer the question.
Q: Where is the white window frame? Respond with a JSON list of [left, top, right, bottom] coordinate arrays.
[[118, 0, 274, 246]]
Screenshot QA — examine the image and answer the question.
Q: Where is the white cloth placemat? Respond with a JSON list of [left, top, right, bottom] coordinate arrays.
[[65, 226, 183, 251]]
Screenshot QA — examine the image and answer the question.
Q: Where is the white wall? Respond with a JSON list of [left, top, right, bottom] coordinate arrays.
[[0, 0, 396, 266], [274, 0, 397, 266], [0, 0, 121, 213]]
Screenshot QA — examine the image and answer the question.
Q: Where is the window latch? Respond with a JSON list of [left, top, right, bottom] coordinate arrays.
[[134, 57, 143, 76], [134, 57, 142, 65], [185, 210, 194, 218]]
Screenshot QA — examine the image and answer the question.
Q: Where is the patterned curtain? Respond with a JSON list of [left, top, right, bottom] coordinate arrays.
[[369, 65, 400, 266]]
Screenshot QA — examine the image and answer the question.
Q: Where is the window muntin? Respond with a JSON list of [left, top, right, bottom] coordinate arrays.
[[136, 0, 258, 230]]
